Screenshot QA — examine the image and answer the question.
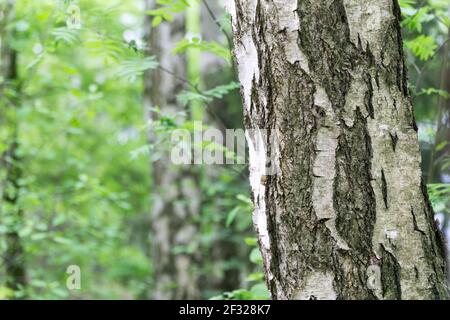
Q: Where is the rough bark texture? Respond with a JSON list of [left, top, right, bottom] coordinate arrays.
[[227, 0, 449, 300], [144, 0, 201, 299], [0, 0, 26, 292]]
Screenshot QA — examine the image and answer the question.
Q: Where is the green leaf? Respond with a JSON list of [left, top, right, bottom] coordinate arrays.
[[206, 82, 241, 98], [401, 7, 432, 32], [249, 248, 263, 265], [0, 287, 14, 300], [173, 38, 231, 61], [226, 207, 240, 227], [85, 34, 126, 63], [145, 0, 189, 22], [152, 16, 163, 27], [405, 35, 437, 60], [52, 27, 80, 45], [399, 0, 415, 10], [117, 56, 159, 81], [236, 194, 253, 205], [427, 183, 450, 212], [244, 237, 258, 246], [177, 90, 211, 105], [419, 88, 450, 99], [178, 82, 240, 106], [250, 283, 270, 300], [436, 141, 448, 152], [245, 272, 265, 282]]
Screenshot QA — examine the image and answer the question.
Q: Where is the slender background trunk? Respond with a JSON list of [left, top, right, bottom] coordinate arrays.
[[427, 5, 450, 285], [228, 0, 448, 299], [144, 0, 201, 299], [0, 0, 26, 294], [199, 0, 242, 292], [427, 9, 450, 185]]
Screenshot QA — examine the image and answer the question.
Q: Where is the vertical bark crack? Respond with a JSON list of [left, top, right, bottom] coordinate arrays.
[[381, 169, 388, 210]]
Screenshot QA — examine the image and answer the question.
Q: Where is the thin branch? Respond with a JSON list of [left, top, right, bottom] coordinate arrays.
[[158, 65, 197, 89], [201, 0, 233, 52], [157, 65, 228, 131]]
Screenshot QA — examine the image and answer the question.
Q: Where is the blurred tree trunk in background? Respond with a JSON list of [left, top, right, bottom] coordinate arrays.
[[198, 0, 242, 293], [143, 0, 201, 299], [228, 0, 448, 299], [428, 6, 450, 281], [428, 8, 450, 185], [429, 17, 450, 174], [0, 0, 26, 294]]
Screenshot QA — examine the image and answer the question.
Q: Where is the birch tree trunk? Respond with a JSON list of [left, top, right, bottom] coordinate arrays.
[[144, 1, 201, 299], [0, 0, 26, 293], [227, 0, 449, 300]]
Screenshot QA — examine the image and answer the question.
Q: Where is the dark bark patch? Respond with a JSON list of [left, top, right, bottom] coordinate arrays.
[[297, 0, 357, 111], [389, 131, 399, 152], [380, 244, 402, 300], [411, 207, 426, 236], [381, 169, 388, 209], [334, 108, 376, 254], [364, 72, 375, 119]]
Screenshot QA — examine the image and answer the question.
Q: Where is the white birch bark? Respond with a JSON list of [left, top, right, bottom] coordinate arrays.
[[227, 0, 448, 300]]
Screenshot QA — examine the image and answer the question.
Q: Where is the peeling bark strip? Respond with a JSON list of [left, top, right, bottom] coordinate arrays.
[[144, 0, 201, 299], [227, 0, 449, 299]]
